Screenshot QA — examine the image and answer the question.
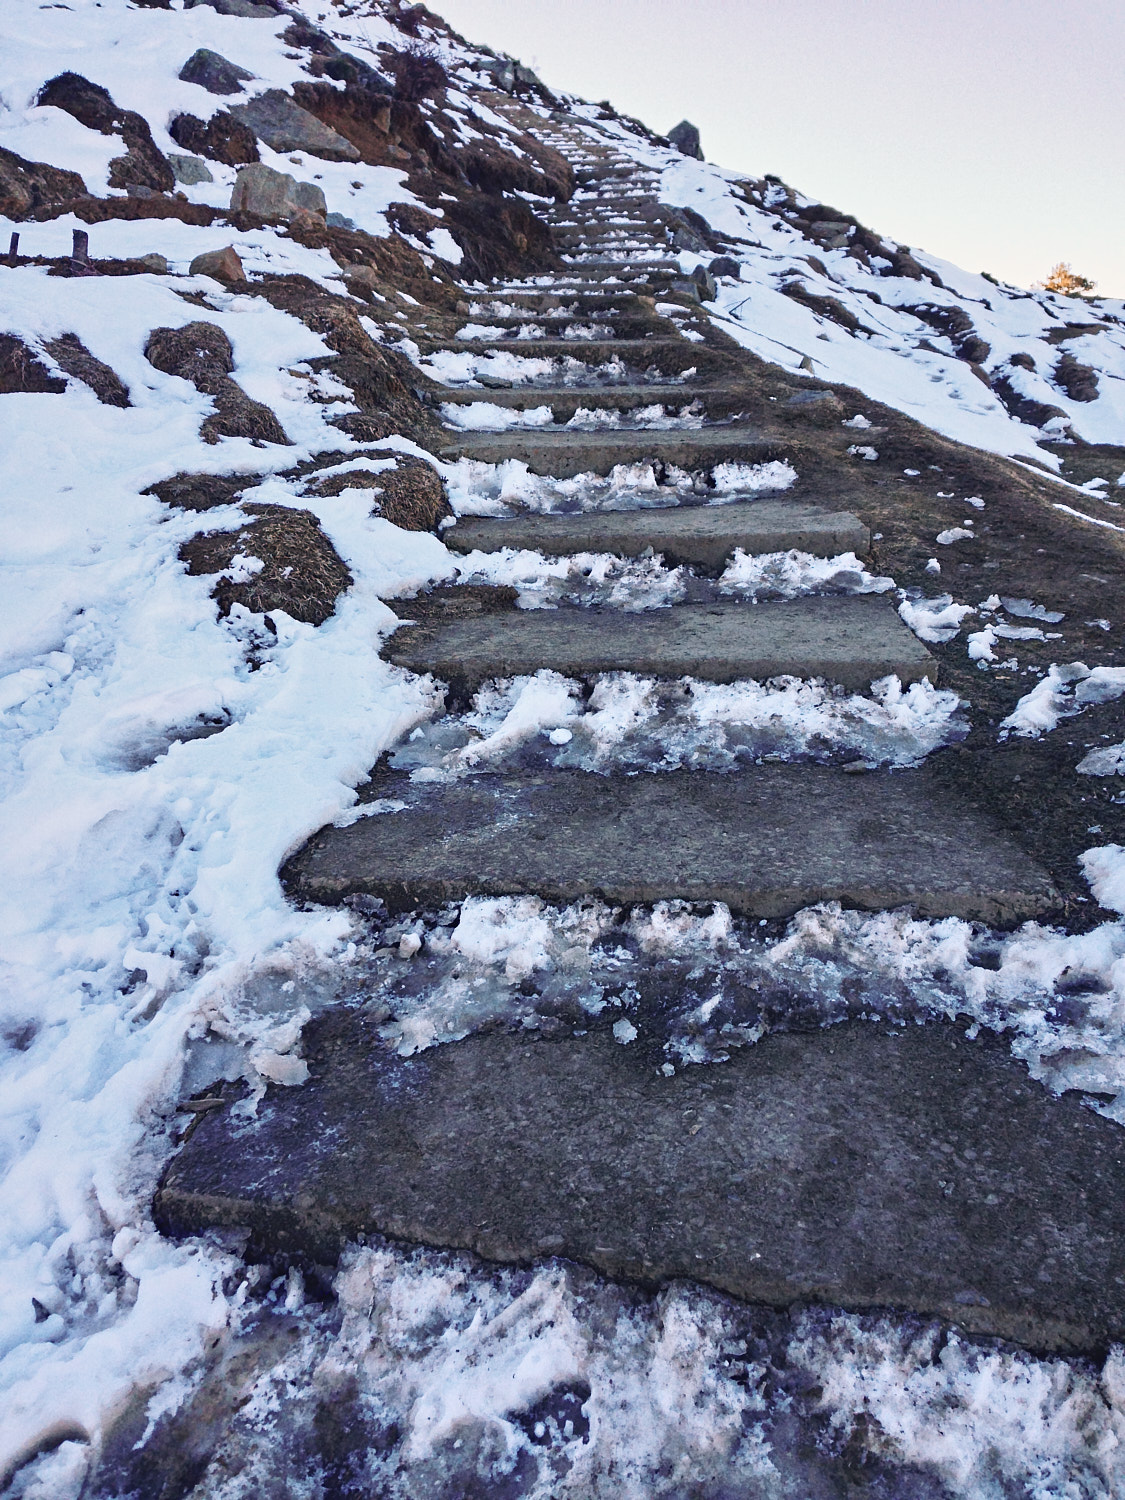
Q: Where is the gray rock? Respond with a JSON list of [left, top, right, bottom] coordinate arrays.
[[167, 153, 213, 186], [177, 48, 254, 96], [156, 1016, 1125, 1354], [230, 90, 359, 162], [229, 163, 325, 221], [691, 264, 718, 301], [668, 119, 703, 160], [709, 255, 741, 279], [325, 211, 355, 230], [184, 0, 276, 16], [137, 253, 170, 273], [385, 595, 934, 697], [291, 179, 327, 216]]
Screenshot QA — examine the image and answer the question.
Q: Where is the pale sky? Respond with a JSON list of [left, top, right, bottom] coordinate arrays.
[[433, 0, 1125, 298]]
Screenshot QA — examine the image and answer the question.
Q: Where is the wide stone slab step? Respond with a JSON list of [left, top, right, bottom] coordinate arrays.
[[437, 384, 735, 418], [444, 499, 869, 568], [387, 595, 930, 694], [157, 1017, 1111, 1352], [437, 423, 781, 477], [282, 764, 1053, 924]]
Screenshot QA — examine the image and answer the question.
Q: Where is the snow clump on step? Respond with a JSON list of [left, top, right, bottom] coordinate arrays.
[[443, 457, 797, 516], [390, 669, 967, 778]]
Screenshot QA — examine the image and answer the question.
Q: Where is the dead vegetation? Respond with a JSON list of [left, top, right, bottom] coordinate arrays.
[[180, 505, 352, 626], [144, 322, 290, 445], [305, 454, 451, 532]]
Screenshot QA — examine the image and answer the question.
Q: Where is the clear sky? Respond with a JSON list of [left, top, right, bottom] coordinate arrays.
[[432, 0, 1125, 298]]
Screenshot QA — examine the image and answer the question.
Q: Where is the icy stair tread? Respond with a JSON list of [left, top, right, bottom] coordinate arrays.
[[157, 1015, 1119, 1353], [444, 499, 869, 568], [386, 595, 930, 693], [437, 423, 779, 477], [281, 765, 1054, 925]]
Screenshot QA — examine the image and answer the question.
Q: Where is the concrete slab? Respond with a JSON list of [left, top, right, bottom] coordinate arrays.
[[444, 499, 869, 568], [156, 1018, 1115, 1353], [281, 764, 1055, 925], [386, 595, 931, 694], [437, 423, 784, 477], [437, 385, 738, 418]]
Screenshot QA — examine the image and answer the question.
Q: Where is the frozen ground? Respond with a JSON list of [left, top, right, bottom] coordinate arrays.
[[2, 0, 1125, 1492]]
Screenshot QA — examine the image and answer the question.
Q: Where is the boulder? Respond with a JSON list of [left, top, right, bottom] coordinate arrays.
[[668, 119, 703, 160], [178, 49, 255, 96], [137, 253, 170, 273], [170, 112, 259, 167], [230, 90, 360, 162], [709, 255, 741, 279], [229, 163, 325, 221], [167, 153, 213, 186], [690, 264, 717, 301], [189, 246, 245, 284]]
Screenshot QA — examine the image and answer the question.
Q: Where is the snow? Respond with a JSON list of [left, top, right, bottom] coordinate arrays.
[[390, 670, 967, 781], [443, 457, 797, 517]]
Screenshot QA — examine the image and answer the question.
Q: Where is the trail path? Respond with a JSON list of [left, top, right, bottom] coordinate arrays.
[[160, 107, 1125, 1355]]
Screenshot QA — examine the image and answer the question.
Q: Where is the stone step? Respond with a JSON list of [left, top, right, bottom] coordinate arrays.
[[436, 422, 781, 477], [436, 384, 736, 417], [282, 765, 1051, 923], [158, 1017, 1113, 1354], [385, 596, 932, 695], [422, 339, 725, 385], [453, 315, 655, 339], [443, 499, 869, 569]]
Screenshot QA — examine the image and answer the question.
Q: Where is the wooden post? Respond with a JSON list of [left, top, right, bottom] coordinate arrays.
[[7, 232, 18, 263], [72, 228, 89, 263]]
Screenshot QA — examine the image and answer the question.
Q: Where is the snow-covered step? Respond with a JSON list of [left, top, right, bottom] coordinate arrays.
[[436, 423, 781, 477], [160, 1013, 1117, 1353], [443, 500, 868, 569], [385, 596, 932, 696], [280, 764, 1051, 923], [437, 385, 730, 418]]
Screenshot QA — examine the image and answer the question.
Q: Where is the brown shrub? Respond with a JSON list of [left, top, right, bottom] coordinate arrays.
[[170, 111, 259, 166], [387, 44, 447, 103], [180, 504, 352, 625]]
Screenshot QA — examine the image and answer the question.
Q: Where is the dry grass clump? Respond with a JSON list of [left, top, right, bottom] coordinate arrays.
[[180, 504, 352, 625], [305, 454, 451, 532], [145, 322, 290, 446]]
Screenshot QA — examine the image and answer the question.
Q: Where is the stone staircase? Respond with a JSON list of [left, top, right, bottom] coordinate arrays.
[[157, 105, 1125, 1355]]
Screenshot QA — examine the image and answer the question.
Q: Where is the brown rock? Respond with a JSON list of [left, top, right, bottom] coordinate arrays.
[[188, 245, 245, 283]]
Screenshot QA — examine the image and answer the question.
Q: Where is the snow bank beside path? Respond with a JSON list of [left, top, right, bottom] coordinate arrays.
[[0, 264, 448, 1484]]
